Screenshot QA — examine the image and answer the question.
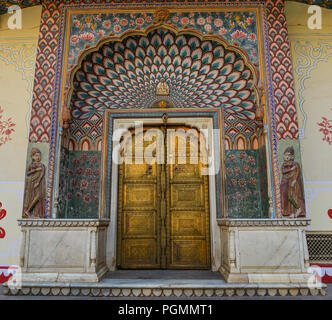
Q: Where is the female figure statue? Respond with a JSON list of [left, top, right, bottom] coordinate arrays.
[[23, 148, 46, 218], [280, 146, 306, 218]]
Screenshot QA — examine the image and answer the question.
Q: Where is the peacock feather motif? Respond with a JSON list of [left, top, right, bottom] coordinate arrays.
[[71, 29, 256, 122]]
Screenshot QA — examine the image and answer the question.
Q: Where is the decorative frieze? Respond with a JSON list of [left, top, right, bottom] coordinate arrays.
[[217, 218, 311, 227], [18, 219, 109, 228], [3, 284, 326, 297]]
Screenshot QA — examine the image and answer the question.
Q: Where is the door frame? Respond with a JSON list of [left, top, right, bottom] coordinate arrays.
[[106, 116, 221, 271]]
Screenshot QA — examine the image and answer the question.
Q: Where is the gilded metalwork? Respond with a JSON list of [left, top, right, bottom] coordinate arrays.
[[153, 8, 171, 24], [156, 81, 170, 96], [117, 124, 211, 269]]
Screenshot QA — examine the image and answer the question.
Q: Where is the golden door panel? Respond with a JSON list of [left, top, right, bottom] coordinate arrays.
[[124, 163, 156, 180], [170, 211, 206, 236], [171, 240, 208, 268], [170, 184, 205, 209], [123, 211, 156, 237], [170, 163, 202, 181], [122, 239, 158, 268], [123, 184, 156, 210]]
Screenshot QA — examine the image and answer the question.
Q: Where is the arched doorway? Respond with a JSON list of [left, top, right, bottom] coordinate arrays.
[[60, 26, 263, 271]]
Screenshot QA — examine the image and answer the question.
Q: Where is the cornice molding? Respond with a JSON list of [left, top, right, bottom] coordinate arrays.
[[18, 219, 110, 227], [217, 218, 311, 227]]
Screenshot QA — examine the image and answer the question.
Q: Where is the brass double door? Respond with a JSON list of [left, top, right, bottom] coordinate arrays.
[[117, 124, 211, 269]]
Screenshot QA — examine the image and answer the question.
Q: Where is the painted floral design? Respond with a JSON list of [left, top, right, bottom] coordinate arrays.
[[66, 10, 259, 71], [225, 150, 264, 218], [318, 117, 332, 145], [0, 107, 15, 147], [0, 202, 7, 239], [58, 149, 101, 218]]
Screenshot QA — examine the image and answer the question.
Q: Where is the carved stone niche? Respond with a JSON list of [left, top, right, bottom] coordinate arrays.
[[18, 219, 109, 283], [218, 219, 314, 284]]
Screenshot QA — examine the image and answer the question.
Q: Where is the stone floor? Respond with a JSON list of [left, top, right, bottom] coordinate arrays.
[[0, 270, 331, 300]]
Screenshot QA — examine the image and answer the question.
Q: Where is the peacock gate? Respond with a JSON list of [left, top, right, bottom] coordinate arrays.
[[1, 0, 331, 297]]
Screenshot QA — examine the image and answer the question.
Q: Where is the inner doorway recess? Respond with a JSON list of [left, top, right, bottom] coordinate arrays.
[[117, 118, 211, 269]]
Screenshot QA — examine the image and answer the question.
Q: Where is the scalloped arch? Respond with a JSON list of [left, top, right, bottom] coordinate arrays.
[[68, 25, 259, 122]]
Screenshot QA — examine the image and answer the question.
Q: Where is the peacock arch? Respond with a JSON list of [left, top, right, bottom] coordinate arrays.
[[7, 2, 321, 295]]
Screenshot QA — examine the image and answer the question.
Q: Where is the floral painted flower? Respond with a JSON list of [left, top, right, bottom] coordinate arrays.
[[120, 19, 128, 26], [247, 156, 255, 165], [231, 179, 237, 186], [98, 29, 105, 37], [114, 18, 119, 24], [204, 24, 212, 32], [238, 178, 246, 187], [234, 167, 241, 176], [190, 19, 195, 25], [70, 35, 79, 44], [197, 17, 205, 25], [218, 28, 227, 35], [76, 191, 82, 198], [90, 156, 98, 165], [93, 194, 99, 201], [189, 12, 194, 18], [83, 193, 91, 203], [103, 20, 111, 29], [96, 14, 102, 21], [76, 167, 83, 175], [244, 165, 250, 173], [181, 17, 189, 25], [226, 167, 233, 176], [79, 32, 95, 42], [249, 177, 257, 185], [228, 154, 236, 162], [73, 19, 80, 27], [206, 16, 212, 23], [67, 193, 72, 200], [172, 16, 179, 23], [248, 33, 257, 42], [246, 17, 254, 26], [146, 16, 152, 23], [72, 158, 80, 167], [93, 169, 100, 177], [252, 169, 258, 175], [235, 192, 243, 201], [80, 179, 89, 190], [114, 25, 121, 33], [85, 168, 92, 177], [68, 170, 74, 175], [231, 30, 247, 40], [214, 19, 223, 27], [136, 18, 144, 25], [130, 13, 136, 19]]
